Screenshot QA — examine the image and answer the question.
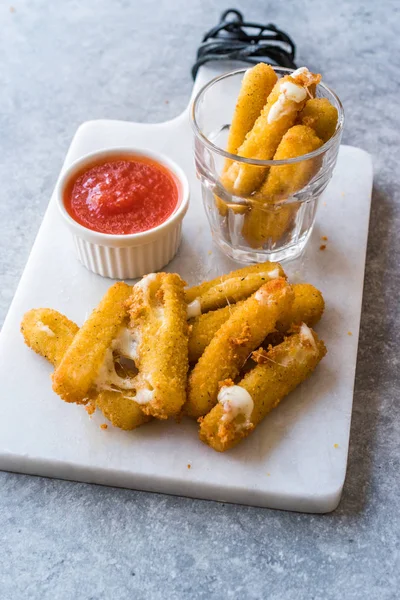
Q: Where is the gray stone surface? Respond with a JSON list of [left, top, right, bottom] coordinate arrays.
[[1, 0, 399, 598]]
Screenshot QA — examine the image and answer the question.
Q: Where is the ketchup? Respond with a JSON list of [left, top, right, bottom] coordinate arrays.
[[64, 154, 180, 235]]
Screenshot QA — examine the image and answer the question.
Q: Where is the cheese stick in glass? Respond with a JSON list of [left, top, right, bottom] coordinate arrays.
[[297, 97, 338, 143], [241, 125, 323, 248], [216, 64, 277, 214], [224, 68, 321, 196]]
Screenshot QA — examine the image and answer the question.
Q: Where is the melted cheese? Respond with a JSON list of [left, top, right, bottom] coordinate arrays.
[[268, 81, 307, 124], [112, 327, 140, 361], [36, 320, 55, 337], [134, 387, 154, 405], [187, 299, 201, 319], [95, 348, 136, 391], [300, 323, 317, 352], [218, 385, 254, 429], [255, 287, 273, 306], [135, 273, 158, 292]]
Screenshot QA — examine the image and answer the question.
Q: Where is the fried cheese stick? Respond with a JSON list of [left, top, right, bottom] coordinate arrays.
[[225, 63, 278, 158], [216, 64, 278, 215], [297, 97, 338, 143], [241, 125, 323, 248], [186, 278, 294, 418], [52, 282, 135, 404], [188, 283, 325, 363], [199, 324, 327, 452], [21, 308, 79, 367], [21, 307, 150, 430], [126, 272, 189, 419], [185, 261, 285, 317], [224, 68, 321, 196]]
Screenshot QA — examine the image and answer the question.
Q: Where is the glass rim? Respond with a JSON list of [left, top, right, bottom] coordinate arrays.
[[190, 67, 345, 167]]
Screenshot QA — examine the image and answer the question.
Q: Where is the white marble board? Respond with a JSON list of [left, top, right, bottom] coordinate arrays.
[[0, 66, 373, 512]]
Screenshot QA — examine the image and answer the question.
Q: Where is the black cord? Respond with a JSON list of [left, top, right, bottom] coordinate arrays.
[[192, 9, 297, 80]]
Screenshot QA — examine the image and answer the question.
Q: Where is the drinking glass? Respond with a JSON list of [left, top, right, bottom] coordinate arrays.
[[190, 68, 344, 263]]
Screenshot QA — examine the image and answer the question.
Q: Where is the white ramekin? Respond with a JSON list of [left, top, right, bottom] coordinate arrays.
[[56, 148, 189, 279]]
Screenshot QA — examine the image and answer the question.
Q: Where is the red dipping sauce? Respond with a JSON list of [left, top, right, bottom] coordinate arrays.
[[64, 154, 180, 235]]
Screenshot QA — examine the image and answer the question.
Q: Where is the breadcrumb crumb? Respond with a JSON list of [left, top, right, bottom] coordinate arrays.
[[85, 403, 96, 416], [187, 464, 191, 469], [320, 244, 326, 251], [347, 331, 352, 336], [321, 236, 328, 241], [334, 443, 339, 448], [100, 423, 108, 430]]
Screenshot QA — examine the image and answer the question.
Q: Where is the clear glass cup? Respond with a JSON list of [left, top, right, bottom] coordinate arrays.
[[190, 68, 344, 263]]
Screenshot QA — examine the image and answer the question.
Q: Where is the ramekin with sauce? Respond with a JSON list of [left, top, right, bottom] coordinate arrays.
[[56, 148, 189, 279]]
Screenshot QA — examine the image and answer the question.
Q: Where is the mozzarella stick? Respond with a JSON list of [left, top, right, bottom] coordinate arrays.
[[218, 64, 277, 208], [225, 68, 321, 196], [225, 63, 278, 157], [52, 282, 135, 404], [185, 261, 285, 317], [21, 307, 150, 430], [126, 272, 189, 419], [255, 125, 324, 201], [222, 63, 278, 184], [188, 283, 324, 363], [21, 308, 79, 368], [199, 324, 327, 452], [241, 125, 323, 248], [186, 278, 294, 418], [297, 97, 338, 143]]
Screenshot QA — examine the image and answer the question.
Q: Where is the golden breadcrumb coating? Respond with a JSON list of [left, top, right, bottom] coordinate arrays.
[[297, 97, 338, 143]]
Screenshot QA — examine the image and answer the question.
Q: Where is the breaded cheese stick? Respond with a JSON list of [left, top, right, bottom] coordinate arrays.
[[255, 125, 324, 200], [21, 308, 79, 367], [21, 307, 150, 430], [199, 324, 327, 452], [218, 64, 278, 210], [186, 278, 294, 418], [241, 125, 323, 248], [225, 63, 278, 157], [52, 282, 134, 404], [188, 283, 325, 363], [224, 68, 321, 196], [185, 261, 285, 317], [297, 97, 338, 143], [126, 272, 189, 419]]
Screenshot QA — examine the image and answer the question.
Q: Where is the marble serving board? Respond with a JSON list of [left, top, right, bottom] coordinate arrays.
[[0, 65, 373, 513]]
